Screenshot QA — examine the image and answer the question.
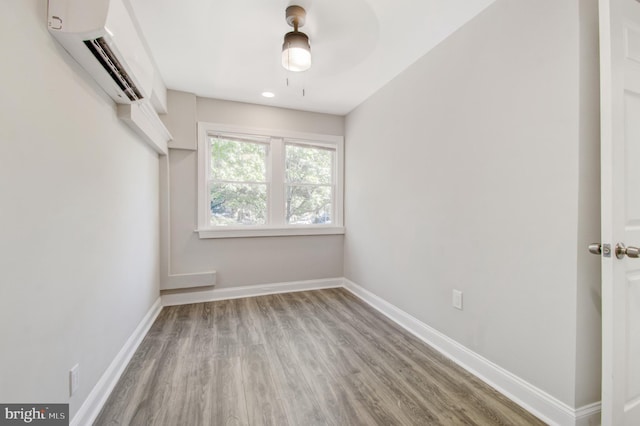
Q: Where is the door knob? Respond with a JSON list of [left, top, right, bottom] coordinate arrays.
[[589, 243, 612, 257], [615, 243, 640, 259], [588, 243, 602, 255]]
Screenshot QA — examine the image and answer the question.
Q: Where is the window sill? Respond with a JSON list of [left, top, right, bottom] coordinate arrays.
[[196, 226, 345, 239]]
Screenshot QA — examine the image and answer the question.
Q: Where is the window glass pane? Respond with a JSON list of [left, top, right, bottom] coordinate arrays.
[[285, 144, 333, 184], [210, 183, 267, 226], [211, 137, 267, 182], [286, 185, 332, 225]]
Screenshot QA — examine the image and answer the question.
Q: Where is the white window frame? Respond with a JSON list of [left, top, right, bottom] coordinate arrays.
[[197, 122, 344, 239]]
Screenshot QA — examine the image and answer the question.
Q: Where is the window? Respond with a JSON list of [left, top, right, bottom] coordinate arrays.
[[286, 142, 334, 225], [197, 123, 344, 238], [209, 136, 269, 226]]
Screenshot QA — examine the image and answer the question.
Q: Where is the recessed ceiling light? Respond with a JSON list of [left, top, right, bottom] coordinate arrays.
[[262, 91, 275, 98]]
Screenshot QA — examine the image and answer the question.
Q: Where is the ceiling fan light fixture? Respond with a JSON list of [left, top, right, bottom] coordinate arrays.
[[282, 31, 311, 72], [281, 5, 311, 72]]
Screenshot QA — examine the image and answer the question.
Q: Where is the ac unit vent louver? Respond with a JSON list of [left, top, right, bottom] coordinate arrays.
[[83, 37, 144, 102]]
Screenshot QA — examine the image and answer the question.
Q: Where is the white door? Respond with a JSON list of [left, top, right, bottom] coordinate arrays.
[[599, 0, 640, 424]]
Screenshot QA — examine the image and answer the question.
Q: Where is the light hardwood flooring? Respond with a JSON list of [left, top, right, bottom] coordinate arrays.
[[94, 288, 545, 425]]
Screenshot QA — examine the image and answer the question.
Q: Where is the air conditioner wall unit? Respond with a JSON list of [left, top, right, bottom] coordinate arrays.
[[47, 0, 154, 104]]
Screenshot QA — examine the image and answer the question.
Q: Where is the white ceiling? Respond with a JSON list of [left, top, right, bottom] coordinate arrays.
[[129, 0, 495, 115]]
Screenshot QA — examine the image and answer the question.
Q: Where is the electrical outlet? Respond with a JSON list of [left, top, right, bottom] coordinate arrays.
[[69, 364, 79, 396], [452, 290, 463, 310]]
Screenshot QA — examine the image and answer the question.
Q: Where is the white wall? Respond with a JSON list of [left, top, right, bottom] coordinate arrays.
[[163, 95, 345, 289], [0, 0, 160, 419], [344, 0, 600, 409]]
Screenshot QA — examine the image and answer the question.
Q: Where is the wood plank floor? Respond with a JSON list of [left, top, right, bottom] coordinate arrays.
[[94, 288, 545, 425]]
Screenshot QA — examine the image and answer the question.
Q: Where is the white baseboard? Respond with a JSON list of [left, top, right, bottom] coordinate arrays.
[[342, 278, 601, 426], [575, 402, 602, 426], [161, 277, 343, 306], [70, 298, 163, 426]]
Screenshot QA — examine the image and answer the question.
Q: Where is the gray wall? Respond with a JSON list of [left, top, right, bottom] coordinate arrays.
[[343, 0, 601, 408], [0, 0, 601, 417], [164, 95, 345, 289], [0, 0, 160, 418], [575, 0, 602, 407]]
